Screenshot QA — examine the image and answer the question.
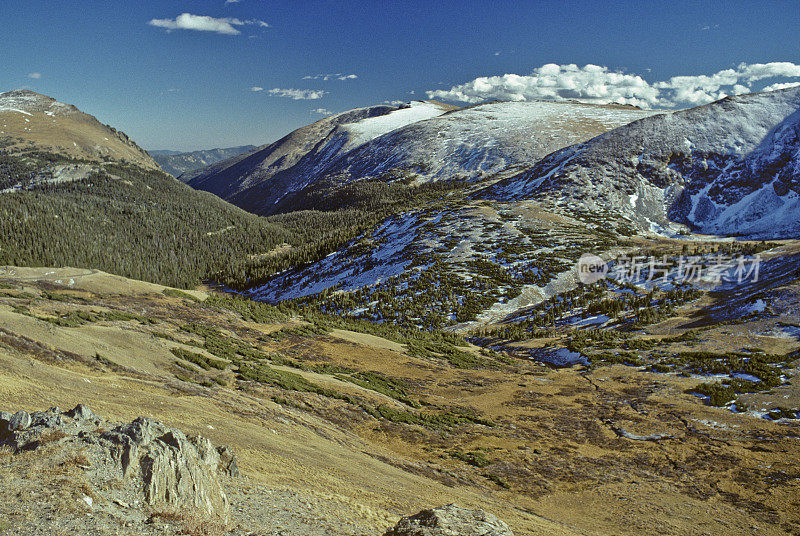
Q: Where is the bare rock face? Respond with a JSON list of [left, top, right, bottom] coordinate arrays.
[[0, 405, 234, 521], [385, 504, 514, 536]]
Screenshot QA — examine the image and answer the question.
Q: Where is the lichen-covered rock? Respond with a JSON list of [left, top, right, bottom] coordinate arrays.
[[0, 405, 235, 521], [385, 504, 514, 536], [217, 445, 240, 477], [9, 410, 31, 431]]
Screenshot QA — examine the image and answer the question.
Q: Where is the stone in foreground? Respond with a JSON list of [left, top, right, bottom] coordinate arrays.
[[385, 504, 513, 536], [0, 405, 235, 522]]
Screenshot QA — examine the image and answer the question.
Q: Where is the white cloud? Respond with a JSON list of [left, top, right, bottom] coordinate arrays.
[[383, 100, 407, 106], [225, 0, 241, 3], [302, 73, 358, 81], [268, 88, 326, 100], [27, 72, 42, 79], [427, 62, 800, 109], [250, 86, 264, 92], [311, 108, 333, 115], [148, 13, 269, 35], [763, 81, 800, 92]]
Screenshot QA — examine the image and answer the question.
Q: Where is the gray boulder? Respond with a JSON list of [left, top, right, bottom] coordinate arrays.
[[0, 406, 235, 521], [9, 410, 31, 431], [385, 504, 514, 536], [67, 403, 95, 421]]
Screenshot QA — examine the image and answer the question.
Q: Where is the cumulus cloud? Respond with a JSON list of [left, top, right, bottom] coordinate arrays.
[[250, 86, 264, 92], [27, 72, 42, 79], [762, 81, 800, 92], [268, 88, 326, 100], [148, 13, 269, 35], [302, 73, 358, 81], [311, 108, 333, 115], [427, 62, 800, 109]]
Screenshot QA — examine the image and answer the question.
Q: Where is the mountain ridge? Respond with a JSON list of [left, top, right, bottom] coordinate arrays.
[[182, 100, 660, 215], [481, 86, 800, 239], [0, 89, 159, 171]]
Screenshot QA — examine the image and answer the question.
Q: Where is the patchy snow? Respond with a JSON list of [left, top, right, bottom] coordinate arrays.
[[732, 373, 763, 383], [0, 107, 32, 116], [339, 101, 658, 184], [746, 299, 766, 314], [250, 212, 429, 301], [528, 347, 589, 367], [484, 86, 800, 239], [342, 101, 450, 150], [572, 314, 611, 326]]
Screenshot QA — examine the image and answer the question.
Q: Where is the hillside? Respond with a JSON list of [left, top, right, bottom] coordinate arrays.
[[0, 91, 293, 288], [481, 86, 800, 239], [150, 145, 256, 177], [247, 89, 800, 329], [0, 90, 159, 171], [182, 100, 659, 215], [1, 267, 798, 535]]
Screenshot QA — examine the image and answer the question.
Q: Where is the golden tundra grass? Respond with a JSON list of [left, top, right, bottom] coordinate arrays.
[[0, 266, 799, 535]]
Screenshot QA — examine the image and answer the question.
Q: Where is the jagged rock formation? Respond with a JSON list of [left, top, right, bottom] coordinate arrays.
[[150, 145, 256, 177], [0, 89, 160, 170], [482, 86, 800, 239], [182, 100, 658, 215], [385, 504, 514, 536], [0, 405, 234, 521]]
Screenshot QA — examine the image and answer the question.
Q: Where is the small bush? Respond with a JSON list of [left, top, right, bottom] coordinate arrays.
[[170, 347, 227, 370]]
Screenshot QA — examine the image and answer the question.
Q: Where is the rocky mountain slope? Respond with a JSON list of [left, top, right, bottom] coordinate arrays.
[[0, 90, 159, 171], [481, 86, 800, 239], [182, 100, 659, 215], [150, 145, 256, 177]]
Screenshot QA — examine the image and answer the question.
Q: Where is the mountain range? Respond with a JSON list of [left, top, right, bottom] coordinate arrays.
[[150, 145, 256, 177], [175, 87, 799, 329], [482, 86, 800, 239], [181, 100, 659, 215], [1, 85, 800, 536]]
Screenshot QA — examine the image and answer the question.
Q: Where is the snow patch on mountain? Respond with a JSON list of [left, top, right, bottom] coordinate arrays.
[[341, 101, 451, 150]]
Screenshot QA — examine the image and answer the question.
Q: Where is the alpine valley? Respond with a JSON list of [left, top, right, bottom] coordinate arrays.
[[1, 83, 800, 536]]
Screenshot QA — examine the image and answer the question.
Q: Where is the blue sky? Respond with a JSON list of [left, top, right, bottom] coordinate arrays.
[[3, 0, 799, 151]]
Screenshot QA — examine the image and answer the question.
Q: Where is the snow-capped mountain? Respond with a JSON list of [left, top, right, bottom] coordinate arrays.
[[0, 90, 159, 171], [182, 100, 659, 215], [482, 86, 800, 239]]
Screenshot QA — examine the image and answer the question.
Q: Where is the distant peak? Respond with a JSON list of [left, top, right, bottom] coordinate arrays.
[[0, 89, 52, 100]]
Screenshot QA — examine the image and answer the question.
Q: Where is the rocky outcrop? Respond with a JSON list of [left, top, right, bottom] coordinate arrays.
[[385, 504, 514, 536], [0, 405, 234, 521]]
